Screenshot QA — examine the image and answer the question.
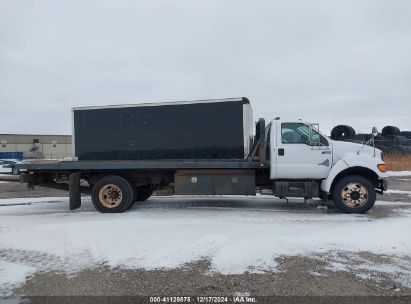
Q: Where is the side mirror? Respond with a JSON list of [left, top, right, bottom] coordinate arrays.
[[372, 127, 378, 137], [309, 123, 321, 146]]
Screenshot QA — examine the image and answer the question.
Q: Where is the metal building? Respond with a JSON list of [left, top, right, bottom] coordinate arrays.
[[0, 134, 72, 160]]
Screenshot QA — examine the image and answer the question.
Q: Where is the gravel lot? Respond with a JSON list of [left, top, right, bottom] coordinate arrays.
[[0, 175, 410, 299]]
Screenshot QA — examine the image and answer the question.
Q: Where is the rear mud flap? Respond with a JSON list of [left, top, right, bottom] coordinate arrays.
[[69, 172, 81, 210]]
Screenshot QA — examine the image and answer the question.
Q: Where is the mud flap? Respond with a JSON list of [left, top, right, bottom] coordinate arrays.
[[69, 172, 81, 210]]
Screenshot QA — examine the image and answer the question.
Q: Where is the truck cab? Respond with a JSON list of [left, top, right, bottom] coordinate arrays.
[[266, 119, 387, 213]]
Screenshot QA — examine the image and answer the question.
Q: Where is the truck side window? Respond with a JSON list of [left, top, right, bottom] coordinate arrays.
[[282, 123, 309, 144], [281, 123, 329, 146]]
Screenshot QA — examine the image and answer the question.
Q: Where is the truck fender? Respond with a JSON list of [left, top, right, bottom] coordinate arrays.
[[321, 155, 386, 193], [321, 159, 349, 193]]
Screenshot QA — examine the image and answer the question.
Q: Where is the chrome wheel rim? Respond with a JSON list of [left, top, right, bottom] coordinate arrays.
[[341, 183, 368, 208], [99, 184, 123, 208]]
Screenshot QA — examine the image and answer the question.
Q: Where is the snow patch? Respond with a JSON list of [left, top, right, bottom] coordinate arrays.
[[0, 261, 35, 296], [309, 271, 327, 277], [374, 200, 411, 206], [385, 189, 411, 196], [386, 171, 411, 177], [323, 253, 411, 288], [0, 197, 68, 206], [0, 196, 410, 290]]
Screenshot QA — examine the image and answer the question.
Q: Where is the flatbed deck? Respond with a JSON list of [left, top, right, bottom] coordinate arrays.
[[18, 159, 267, 171]]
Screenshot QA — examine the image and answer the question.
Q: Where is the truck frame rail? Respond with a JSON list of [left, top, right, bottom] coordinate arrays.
[[17, 159, 268, 171]]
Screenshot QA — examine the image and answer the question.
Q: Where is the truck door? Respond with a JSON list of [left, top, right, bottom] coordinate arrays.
[[271, 122, 332, 179]]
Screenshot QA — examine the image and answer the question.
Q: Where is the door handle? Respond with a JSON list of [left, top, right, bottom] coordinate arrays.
[[278, 148, 284, 156]]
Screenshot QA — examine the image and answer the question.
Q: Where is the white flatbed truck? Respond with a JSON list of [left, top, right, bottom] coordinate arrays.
[[18, 97, 388, 214]]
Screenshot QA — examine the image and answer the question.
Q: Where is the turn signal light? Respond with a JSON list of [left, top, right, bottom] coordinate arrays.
[[377, 164, 387, 172]]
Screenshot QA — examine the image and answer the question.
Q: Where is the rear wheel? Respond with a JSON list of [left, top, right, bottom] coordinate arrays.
[[332, 175, 376, 214], [128, 186, 154, 209], [135, 186, 153, 202], [91, 175, 134, 213], [12, 167, 20, 175]]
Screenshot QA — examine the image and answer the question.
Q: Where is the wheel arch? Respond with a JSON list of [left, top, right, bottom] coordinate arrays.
[[329, 166, 379, 194]]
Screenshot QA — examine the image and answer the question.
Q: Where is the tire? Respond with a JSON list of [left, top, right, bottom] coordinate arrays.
[[12, 167, 20, 175], [374, 134, 386, 150], [332, 175, 376, 214], [398, 145, 411, 154], [400, 131, 411, 139], [374, 134, 386, 141], [91, 175, 134, 213], [128, 186, 154, 210], [331, 125, 356, 141], [356, 133, 372, 142], [135, 186, 153, 202], [382, 126, 400, 137], [375, 144, 392, 154]]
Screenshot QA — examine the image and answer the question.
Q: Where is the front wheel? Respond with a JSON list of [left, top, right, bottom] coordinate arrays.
[[332, 175, 376, 214]]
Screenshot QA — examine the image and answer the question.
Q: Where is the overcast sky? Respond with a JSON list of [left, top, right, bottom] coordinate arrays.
[[1, 0, 410, 135]]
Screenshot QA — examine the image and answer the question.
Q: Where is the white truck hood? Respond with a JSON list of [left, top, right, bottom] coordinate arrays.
[[330, 140, 383, 165]]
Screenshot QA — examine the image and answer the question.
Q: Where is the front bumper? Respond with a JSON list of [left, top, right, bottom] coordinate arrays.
[[377, 178, 388, 194]]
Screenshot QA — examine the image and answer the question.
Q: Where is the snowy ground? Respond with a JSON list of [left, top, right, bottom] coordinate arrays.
[[0, 192, 411, 296], [387, 171, 411, 177]]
